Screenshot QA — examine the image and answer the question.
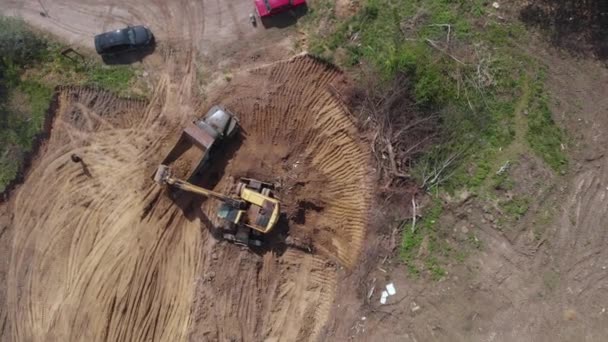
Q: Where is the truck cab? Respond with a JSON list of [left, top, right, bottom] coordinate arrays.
[[254, 0, 307, 18]]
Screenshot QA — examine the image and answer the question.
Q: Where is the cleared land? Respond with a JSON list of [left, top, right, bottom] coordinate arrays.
[[2, 56, 373, 341], [1, 1, 608, 342]]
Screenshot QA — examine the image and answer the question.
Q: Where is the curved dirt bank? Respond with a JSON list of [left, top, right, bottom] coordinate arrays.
[[3, 56, 374, 342], [208, 55, 374, 267]]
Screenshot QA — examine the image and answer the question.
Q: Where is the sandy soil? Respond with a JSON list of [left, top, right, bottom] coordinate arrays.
[[2, 2, 355, 342], [174, 55, 375, 341], [0, 53, 374, 341]]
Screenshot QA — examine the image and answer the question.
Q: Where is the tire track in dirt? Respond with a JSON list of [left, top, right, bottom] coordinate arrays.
[[0, 0, 252, 55], [6, 85, 205, 341], [186, 55, 373, 341], [4, 55, 374, 342]]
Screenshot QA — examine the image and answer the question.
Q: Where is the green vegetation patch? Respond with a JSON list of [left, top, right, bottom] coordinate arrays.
[[501, 197, 530, 221], [306, 0, 533, 191], [303, 0, 568, 277], [400, 198, 446, 279], [526, 75, 567, 171], [0, 16, 139, 192]]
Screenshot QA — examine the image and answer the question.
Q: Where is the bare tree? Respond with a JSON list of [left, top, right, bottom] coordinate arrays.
[[352, 66, 439, 192]]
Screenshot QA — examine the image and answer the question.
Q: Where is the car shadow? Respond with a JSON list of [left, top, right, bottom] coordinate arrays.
[[101, 41, 156, 65], [260, 4, 308, 29]]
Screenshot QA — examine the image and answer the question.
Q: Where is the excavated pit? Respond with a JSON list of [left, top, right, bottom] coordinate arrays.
[[5, 56, 374, 342], [202, 54, 374, 267]]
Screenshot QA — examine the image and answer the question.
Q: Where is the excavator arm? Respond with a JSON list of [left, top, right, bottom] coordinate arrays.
[[166, 178, 234, 203], [154, 165, 243, 208]]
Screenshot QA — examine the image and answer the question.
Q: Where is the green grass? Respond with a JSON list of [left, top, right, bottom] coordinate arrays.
[[29, 40, 139, 95], [302, 0, 568, 279], [492, 171, 515, 191], [0, 153, 19, 192], [0, 81, 52, 192], [400, 197, 450, 280], [426, 257, 446, 281], [308, 0, 530, 192], [305, 0, 565, 189], [86, 64, 136, 94], [401, 198, 442, 260], [501, 197, 530, 221], [526, 76, 567, 171], [18, 81, 53, 142]]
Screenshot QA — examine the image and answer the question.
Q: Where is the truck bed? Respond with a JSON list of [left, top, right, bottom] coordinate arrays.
[[159, 123, 216, 181]]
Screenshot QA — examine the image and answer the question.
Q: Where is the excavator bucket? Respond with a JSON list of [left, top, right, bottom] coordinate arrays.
[[154, 164, 171, 185]]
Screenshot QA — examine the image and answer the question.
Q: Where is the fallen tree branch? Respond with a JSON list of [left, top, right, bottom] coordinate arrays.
[[411, 196, 417, 233], [428, 23, 452, 46], [422, 149, 464, 189], [425, 38, 466, 65], [385, 138, 410, 179]]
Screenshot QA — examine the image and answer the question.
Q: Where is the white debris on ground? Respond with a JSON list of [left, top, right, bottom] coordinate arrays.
[[492, 2, 500, 9], [380, 291, 388, 304], [386, 283, 396, 296], [379, 282, 397, 304]]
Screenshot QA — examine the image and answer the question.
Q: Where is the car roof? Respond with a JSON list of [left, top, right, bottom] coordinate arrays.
[[95, 25, 151, 49], [95, 29, 129, 49]]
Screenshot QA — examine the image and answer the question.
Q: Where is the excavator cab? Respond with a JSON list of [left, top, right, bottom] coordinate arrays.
[[221, 179, 279, 247], [236, 179, 280, 233]]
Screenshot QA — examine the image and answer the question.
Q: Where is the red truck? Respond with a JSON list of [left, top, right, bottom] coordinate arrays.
[[254, 0, 307, 18]]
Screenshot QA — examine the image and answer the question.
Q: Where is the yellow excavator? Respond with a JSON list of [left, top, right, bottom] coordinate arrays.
[[154, 164, 280, 247]]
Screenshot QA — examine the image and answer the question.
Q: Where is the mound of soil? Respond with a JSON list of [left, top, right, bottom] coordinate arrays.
[[205, 54, 374, 267]]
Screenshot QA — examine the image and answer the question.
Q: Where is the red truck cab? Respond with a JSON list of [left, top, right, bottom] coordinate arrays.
[[254, 0, 307, 18]]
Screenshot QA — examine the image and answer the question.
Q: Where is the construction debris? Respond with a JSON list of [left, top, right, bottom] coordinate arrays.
[[380, 291, 389, 304], [386, 283, 397, 296], [379, 282, 397, 304]]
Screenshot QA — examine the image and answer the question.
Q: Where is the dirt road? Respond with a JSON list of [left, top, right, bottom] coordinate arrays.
[[0, 0, 257, 56]]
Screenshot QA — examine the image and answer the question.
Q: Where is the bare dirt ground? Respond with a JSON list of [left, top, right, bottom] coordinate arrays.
[[2, 1, 608, 342], [0, 1, 372, 341], [0, 0, 256, 56], [171, 55, 375, 341], [0, 36, 373, 342]]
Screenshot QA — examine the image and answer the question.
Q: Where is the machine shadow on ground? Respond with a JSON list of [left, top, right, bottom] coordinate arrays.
[[176, 129, 245, 220], [260, 5, 308, 29], [174, 128, 303, 256], [101, 42, 157, 65]]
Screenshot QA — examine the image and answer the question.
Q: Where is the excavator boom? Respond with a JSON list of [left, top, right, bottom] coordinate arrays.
[[155, 164, 243, 207], [166, 177, 240, 207]]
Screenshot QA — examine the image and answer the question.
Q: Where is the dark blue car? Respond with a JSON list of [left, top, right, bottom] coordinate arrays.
[[94, 25, 154, 55]]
